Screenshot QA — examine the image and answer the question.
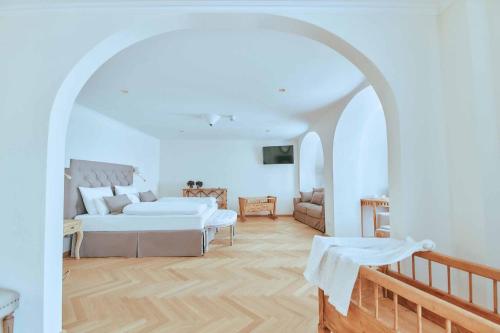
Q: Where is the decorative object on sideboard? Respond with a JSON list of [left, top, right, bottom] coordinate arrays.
[[133, 166, 146, 182], [187, 180, 195, 188], [64, 172, 72, 180], [195, 181, 203, 189]]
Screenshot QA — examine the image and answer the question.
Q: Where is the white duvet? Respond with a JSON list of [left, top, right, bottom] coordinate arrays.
[[123, 201, 207, 216]]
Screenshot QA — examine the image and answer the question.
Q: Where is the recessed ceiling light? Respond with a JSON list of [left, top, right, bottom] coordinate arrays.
[[120, 89, 129, 94], [278, 88, 286, 93], [179, 130, 185, 133], [265, 129, 271, 133]]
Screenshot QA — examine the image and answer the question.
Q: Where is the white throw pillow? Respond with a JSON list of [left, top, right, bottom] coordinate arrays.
[[126, 194, 140, 203], [94, 197, 110, 215], [79, 186, 113, 215], [115, 185, 139, 195]]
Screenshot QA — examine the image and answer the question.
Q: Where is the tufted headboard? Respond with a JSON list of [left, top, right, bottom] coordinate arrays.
[[64, 159, 134, 218]]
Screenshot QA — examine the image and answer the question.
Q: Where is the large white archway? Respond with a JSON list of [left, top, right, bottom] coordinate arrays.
[[333, 86, 388, 237], [45, 13, 400, 331], [299, 131, 325, 191]]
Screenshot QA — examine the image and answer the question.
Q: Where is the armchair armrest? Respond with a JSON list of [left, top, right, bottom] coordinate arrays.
[[293, 197, 301, 207]]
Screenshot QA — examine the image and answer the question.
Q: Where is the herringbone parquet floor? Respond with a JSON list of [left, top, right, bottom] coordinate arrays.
[[63, 217, 321, 333]]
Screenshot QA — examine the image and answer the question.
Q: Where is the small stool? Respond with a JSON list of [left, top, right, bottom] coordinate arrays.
[[205, 209, 237, 250], [0, 288, 20, 333]]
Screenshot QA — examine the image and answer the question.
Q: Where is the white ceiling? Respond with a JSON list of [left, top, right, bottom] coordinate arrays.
[[77, 29, 365, 140], [0, 0, 455, 14]]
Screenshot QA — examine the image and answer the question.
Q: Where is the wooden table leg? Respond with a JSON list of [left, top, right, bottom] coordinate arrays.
[[360, 204, 364, 237], [3, 313, 14, 333], [75, 230, 83, 260], [230, 225, 234, 246], [372, 203, 377, 237]]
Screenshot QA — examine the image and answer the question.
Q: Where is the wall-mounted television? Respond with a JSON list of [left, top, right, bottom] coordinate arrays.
[[263, 145, 294, 164]]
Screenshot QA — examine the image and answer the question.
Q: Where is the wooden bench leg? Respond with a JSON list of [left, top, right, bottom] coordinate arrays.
[[3, 313, 14, 333]]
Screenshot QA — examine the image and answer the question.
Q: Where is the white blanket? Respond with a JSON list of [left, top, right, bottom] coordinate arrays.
[[304, 236, 435, 316], [123, 201, 207, 216], [159, 196, 217, 208]]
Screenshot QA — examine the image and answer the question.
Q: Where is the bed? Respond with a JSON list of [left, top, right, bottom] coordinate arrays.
[[64, 159, 214, 257], [317, 251, 500, 333]]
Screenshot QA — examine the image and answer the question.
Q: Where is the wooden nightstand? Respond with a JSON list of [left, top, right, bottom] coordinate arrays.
[[64, 219, 83, 259]]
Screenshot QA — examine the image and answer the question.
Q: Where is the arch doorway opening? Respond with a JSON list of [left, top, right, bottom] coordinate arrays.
[[333, 86, 388, 237], [300, 131, 325, 192]]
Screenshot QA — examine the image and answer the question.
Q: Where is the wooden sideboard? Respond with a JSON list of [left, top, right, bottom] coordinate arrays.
[[182, 188, 228, 209]]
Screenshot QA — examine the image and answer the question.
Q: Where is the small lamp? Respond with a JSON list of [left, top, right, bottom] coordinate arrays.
[[133, 167, 146, 182]]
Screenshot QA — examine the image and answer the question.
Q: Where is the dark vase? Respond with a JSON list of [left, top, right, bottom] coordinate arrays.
[[187, 180, 195, 189], [195, 181, 203, 189]]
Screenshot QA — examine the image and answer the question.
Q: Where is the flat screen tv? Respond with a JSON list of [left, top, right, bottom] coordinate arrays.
[[263, 145, 294, 164]]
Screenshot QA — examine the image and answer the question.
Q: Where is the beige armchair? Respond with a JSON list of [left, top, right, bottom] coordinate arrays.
[[293, 196, 325, 233]]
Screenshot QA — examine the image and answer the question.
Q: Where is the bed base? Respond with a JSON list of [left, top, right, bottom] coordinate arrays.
[[318, 251, 500, 333], [75, 230, 205, 257]]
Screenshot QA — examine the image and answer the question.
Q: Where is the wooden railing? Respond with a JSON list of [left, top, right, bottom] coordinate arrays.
[[391, 251, 500, 325], [357, 266, 500, 333]]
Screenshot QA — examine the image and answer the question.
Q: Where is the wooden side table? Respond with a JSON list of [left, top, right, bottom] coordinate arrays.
[[360, 198, 389, 237], [64, 219, 83, 259]]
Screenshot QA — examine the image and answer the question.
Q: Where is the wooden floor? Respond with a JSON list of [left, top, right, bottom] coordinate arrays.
[[63, 217, 322, 332]]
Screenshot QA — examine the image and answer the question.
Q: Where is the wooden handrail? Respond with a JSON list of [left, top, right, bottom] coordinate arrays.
[[414, 251, 500, 281], [359, 266, 500, 333]]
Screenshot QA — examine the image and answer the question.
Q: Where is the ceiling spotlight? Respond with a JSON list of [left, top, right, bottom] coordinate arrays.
[[120, 89, 129, 94], [205, 113, 221, 127], [179, 130, 185, 133], [265, 129, 271, 133], [229, 115, 236, 122], [278, 88, 286, 93]]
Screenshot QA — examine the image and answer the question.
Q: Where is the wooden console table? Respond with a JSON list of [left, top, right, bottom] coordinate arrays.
[[183, 188, 227, 209], [360, 197, 389, 237], [238, 196, 277, 222]]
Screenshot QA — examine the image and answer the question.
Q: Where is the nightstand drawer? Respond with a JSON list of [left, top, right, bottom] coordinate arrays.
[[63, 219, 82, 236]]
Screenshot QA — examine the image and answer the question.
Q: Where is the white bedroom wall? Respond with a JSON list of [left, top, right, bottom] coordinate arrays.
[[65, 104, 160, 193], [159, 139, 298, 214]]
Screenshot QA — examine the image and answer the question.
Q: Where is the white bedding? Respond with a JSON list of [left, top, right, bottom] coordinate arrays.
[[76, 205, 217, 232], [159, 196, 217, 208], [123, 201, 207, 216]]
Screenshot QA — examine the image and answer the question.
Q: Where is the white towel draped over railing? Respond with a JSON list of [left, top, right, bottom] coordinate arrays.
[[304, 236, 435, 316]]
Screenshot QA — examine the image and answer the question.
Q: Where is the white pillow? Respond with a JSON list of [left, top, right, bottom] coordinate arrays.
[[79, 186, 113, 215], [126, 194, 140, 204], [94, 197, 110, 215], [115, 185, 139, 195]]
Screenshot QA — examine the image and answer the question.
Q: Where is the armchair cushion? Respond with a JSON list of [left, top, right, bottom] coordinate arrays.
[[299, 191, 313, 202], [307, 204, 323, 218], [311, 192, 324, 205], [295, 202, 309, 214]]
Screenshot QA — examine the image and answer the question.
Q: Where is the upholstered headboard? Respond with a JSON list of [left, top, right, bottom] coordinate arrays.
[[64, 159, 134, 218]]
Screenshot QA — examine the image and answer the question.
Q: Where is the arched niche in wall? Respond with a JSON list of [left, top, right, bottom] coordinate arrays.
[[300, 131, 325, 191], [333, 86, 388, 237]]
